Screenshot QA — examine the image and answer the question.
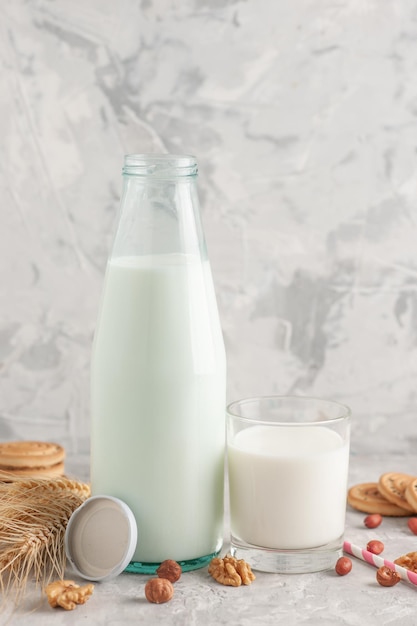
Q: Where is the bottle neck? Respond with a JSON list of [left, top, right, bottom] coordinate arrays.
[[111, 154, 205, 260], [122, 154, 198, 180]]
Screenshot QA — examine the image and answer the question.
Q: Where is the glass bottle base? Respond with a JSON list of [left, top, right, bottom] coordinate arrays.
[[125, 551, 221, 574]]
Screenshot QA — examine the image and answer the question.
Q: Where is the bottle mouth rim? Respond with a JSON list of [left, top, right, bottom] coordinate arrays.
[[123, 154, 198, 178]]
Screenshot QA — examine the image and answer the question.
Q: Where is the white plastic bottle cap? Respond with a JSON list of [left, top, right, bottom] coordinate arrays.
[[65, 495, 138, 581]]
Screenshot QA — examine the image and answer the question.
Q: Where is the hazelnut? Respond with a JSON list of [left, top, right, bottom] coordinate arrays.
[[156, 559, 182, 583], [144, 578, 174, 604], [364, 514, 382, 529], [408, 518, 417, 535], [367, 540, 384, 555], [376, 566, 400, 587], [335, 556, 352, 576]]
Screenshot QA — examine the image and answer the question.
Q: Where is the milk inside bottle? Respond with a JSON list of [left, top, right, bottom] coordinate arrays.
[[90, 155, 226, 571]]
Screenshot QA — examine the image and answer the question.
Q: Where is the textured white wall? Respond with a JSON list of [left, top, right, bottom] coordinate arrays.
[[1, 1, 417, 462]]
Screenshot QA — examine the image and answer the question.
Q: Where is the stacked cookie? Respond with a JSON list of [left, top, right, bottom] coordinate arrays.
[[348, 472, 417, 516], [0, 441, 65, 481]]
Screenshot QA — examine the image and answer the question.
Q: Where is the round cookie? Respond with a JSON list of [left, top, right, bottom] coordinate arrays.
[[0, 441, 65, 469], [378, 472, 416, 513], [0, 461, 65, 481], [0, 441, 65, 481], [405, 479, 417, 513], [347, 482, 410, 516]]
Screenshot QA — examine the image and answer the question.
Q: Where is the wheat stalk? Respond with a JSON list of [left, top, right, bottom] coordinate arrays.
[[0, 476, 90, 603]]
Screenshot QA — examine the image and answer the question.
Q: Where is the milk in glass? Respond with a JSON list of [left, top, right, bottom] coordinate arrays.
[[228, 425, 349, 549]]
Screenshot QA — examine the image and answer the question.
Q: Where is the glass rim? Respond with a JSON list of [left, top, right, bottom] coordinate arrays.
[[226, 394, 351, 426]]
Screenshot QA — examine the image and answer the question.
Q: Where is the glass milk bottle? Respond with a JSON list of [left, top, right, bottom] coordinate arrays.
[[90, 154, 226, 572]]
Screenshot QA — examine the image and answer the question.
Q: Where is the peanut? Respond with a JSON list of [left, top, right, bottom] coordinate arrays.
[[407, 518, 417, 535], [376, 566, 400, 587], [335, 556, 352, 576], [364, 514, 382, 529], [367, 540, 384, 555]]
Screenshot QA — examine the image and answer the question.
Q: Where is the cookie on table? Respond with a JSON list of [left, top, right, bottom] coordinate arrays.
[[347, 482, 410, 516], [0, 441, 65, 480], [405, 478, 417, 513], [378, 472, 416, 513]]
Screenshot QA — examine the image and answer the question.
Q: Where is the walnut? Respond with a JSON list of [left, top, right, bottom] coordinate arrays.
[[208, 554, 256, 587], [394, 551, 417, 573], [156, 559, 182, 583], [145, 578, 174, 603], [45, 579, 94, 611]]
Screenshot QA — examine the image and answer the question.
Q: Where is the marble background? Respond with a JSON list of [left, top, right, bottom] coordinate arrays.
[[1, 0, 417, 465]]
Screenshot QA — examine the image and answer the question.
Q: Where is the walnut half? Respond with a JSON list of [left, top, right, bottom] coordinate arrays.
[[208, 555, 256, 587], [394, 551, 417, 573], [45, 579, 94, 611]]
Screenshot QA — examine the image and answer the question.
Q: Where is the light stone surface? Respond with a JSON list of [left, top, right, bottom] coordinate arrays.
[[2, 0, 417, 623], [4, 454, 417, 626]]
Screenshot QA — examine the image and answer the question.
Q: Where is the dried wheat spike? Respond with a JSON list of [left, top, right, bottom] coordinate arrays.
[[0, 476, 90, 603]]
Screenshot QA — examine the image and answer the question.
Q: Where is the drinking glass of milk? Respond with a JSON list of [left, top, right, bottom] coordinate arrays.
[[227, 396, 351, 573]]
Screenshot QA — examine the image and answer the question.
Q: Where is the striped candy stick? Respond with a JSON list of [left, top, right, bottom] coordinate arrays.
[[343, 540, 417, 586]]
